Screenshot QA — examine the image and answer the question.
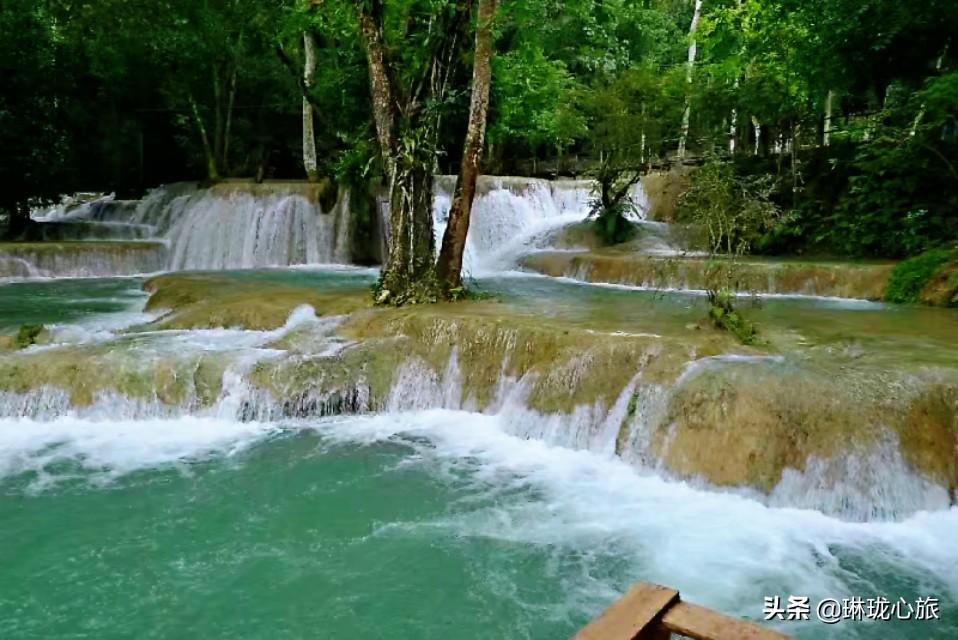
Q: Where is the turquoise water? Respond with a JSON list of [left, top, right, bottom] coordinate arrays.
[[0, 277, 147, 334], [1, 269, 957, 639], [1, 411, 956, 639], [0, 414, 611, 639]]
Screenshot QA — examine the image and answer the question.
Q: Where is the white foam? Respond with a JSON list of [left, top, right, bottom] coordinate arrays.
[[1, 403, 955, 634], [164, 190, 352, 270], [432, 177, 649, 275], [0, 415, 276, 489], [282, 264, 380, 275], [310, 410, 958, 626], [41, 294, 156, 347]]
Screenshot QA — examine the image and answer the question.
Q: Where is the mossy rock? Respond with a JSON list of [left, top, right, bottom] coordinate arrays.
[[0, 345, 228, 408], [0, 241, 165, 254], [0, 325, 51, 351], [143, 274, 371, 330], [658, 363, 958, 496], [16, 325, 47, 348], [919, 258, 958, 308], [708, 291, 757, 345], [246, 298, 724, 418]]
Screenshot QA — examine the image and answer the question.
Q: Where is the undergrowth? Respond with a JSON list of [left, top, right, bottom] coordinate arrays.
[[886, 248, 955, 303]]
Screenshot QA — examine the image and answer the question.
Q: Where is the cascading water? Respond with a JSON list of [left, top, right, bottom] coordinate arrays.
[[30, 199, 156, 241], [431, 176, 648, 274], [7, 175, 661, 279], [6, 182, 354, 278], [0, 257, 45, 279], [2, 273, 953, 524], [0, 243, 167, 279], [164, 187, 352, 270], [1, 269, 957, 639], [4, 169, 958, 640]]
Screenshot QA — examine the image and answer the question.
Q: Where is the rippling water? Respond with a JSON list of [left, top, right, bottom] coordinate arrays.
[[0, 410, 954, 639], [1, 270, 956, 639]]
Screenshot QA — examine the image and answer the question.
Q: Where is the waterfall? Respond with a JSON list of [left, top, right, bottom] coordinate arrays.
[[0, 243, 167, 279], [6, 183, 354, 278], [28, 199, 157, 241], [4, 294, 951, 525], [0, 257, 45, 279], [768, 436, 953, 522], [3, 343, 946, 523], [164, 186, 352, 271], [7, 176, 657, 278], [431, 176, 648, 274]]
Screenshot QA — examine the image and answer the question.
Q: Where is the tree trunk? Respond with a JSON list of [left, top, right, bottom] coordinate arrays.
[[751, 116, 761, 156], [212, 65, 224, 176], [678, 0, 703, 160], [355, 0, 439, 304], [222, 61, 239, 174], [791, 120, 799, 205], [302, 30, 320, 182], [912, 41, 949, 136], [222, 32, 243, 174], [189, 93, 219, 181], [729, 77, 740, 154], [377, 140, 437, 302], [355, 1, 397, 176], [824, 90, 834, 146], [728, 0, 742, 155], [436, 0, 498, 294]]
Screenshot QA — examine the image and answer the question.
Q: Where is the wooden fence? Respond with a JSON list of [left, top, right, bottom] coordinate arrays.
[[574, 583, 791, 640]]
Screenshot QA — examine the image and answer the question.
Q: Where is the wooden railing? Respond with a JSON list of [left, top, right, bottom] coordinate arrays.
[[574, 583, 791, 640]]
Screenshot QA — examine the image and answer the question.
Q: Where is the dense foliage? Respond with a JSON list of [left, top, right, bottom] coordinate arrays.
[[886, 248, 958, 304], [1, 0, 955, 257], [0, 0, 70, 235], [675, 161, 780, 255]]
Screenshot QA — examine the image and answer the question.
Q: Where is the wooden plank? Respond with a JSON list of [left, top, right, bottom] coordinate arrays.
[[661, 601, 792, 640], [574, 583, 680, 640]]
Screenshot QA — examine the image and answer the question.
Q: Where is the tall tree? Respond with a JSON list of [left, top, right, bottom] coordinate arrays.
[[677, 0, 704, 159], [302, 30, 320, 182], [436, 0, 498, 293], [0, 0, 69, 238], [354, 0, 471, 305]]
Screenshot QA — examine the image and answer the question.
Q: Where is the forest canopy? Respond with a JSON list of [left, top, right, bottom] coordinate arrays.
[[1, 0, 956, 258]]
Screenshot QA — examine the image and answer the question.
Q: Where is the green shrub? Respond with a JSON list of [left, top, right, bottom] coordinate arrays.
[[675, 162, 781, 256], [707, 289, 757, 345], [591, 201, 637, 245], [886, 249, 955, 303], [758, 77, 958, 259], [15, 324, 45, 348]]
